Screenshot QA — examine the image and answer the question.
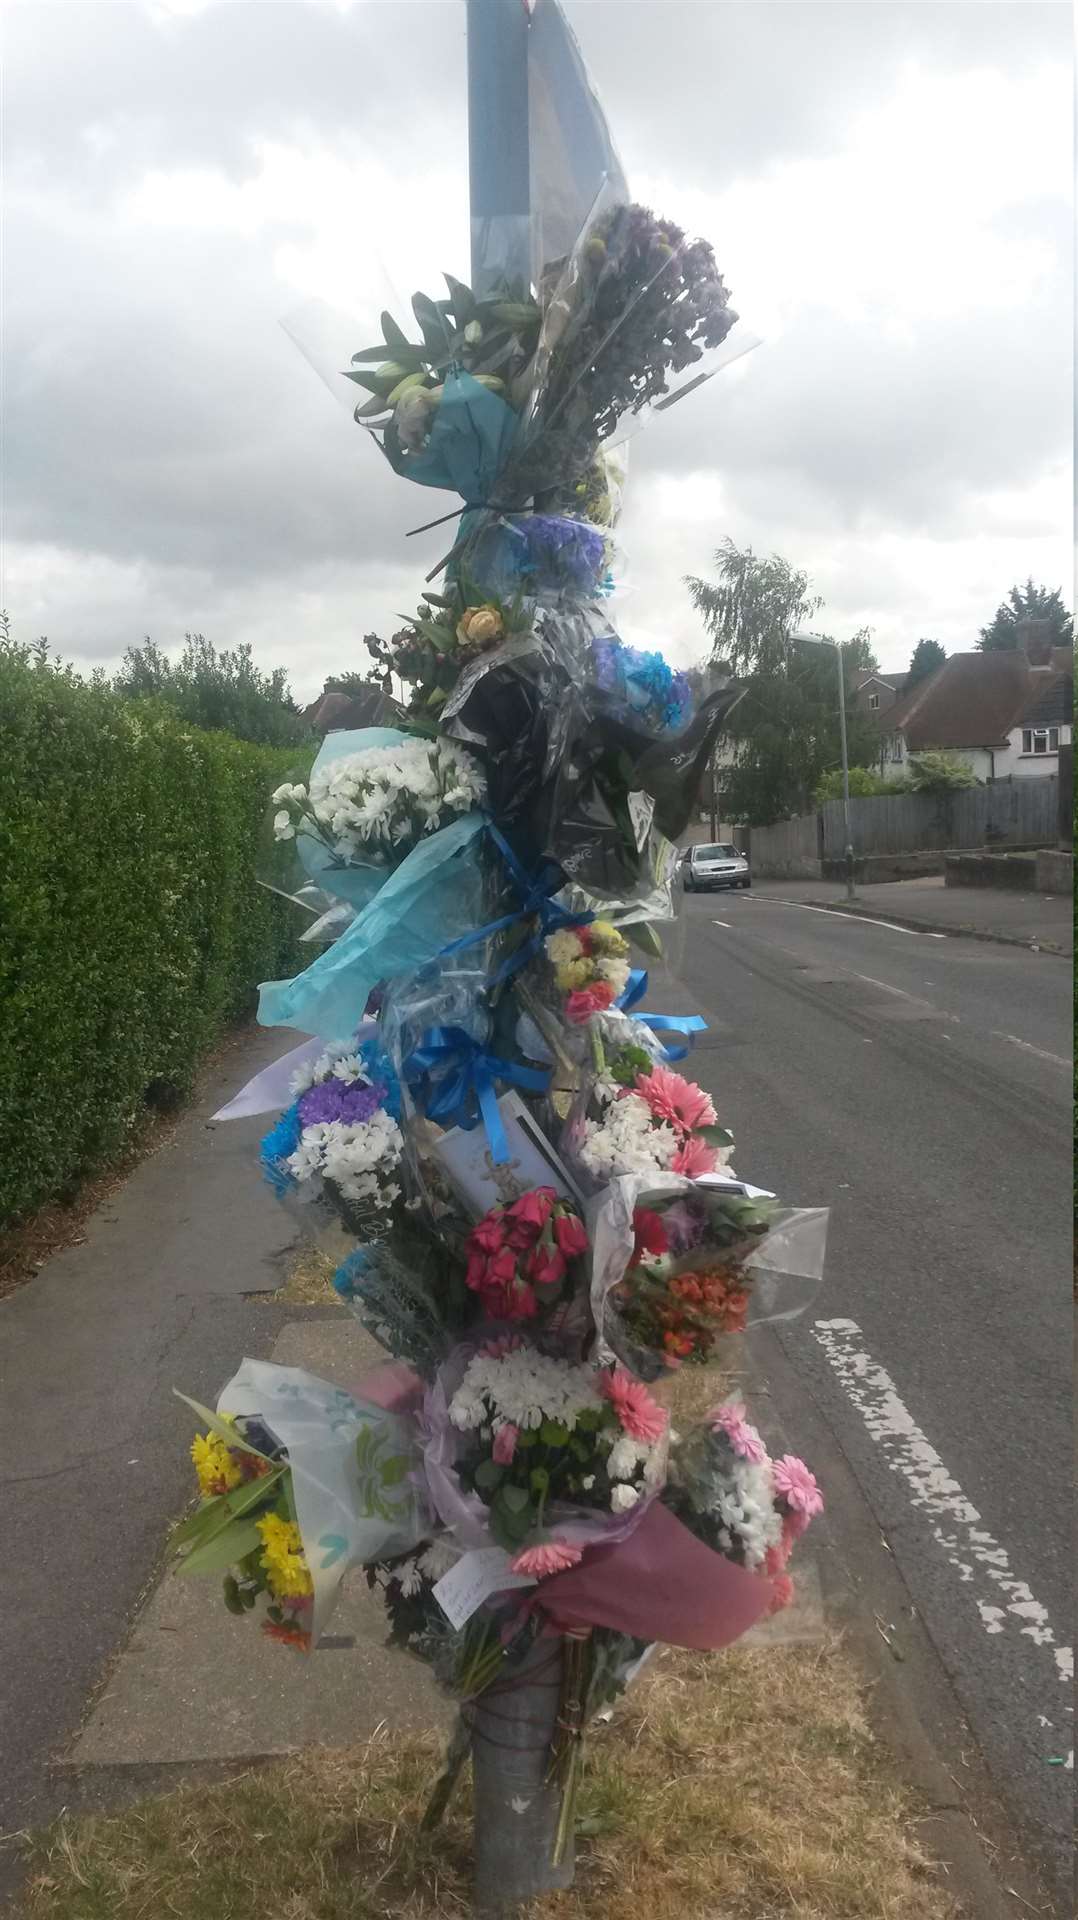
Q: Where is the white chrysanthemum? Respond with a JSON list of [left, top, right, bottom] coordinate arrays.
[[419, 1539, 462, 1584], [397, 1558, 424, 1598], [578, 1095, 679, 1179], [450, 1350, 604, 1434], [607, 1435, 643, 1481], [330, 1053, 368, 1085], [595, 956, 631, 996], [611, 1483, 641, 1513], [286, 1123, 335, 1183]]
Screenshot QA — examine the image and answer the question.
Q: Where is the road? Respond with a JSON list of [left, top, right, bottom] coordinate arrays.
[[665, 886, 1073, 1899]]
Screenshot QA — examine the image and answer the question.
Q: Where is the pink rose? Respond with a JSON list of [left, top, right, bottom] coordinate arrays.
[[492, 1424, 519, 1465], [526, 1246, 567, 1291], [469, 1215, 506, 1254]]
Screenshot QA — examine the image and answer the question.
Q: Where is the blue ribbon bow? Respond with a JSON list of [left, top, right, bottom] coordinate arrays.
[[616, 968, 708, 1063], [402, 1025, 551, 1163], [437, 821, 594, 982]]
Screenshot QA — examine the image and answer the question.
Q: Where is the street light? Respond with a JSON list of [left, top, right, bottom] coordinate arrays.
[[792, 632, 857, 900]]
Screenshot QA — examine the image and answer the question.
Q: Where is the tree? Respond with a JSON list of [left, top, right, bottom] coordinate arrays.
[[978, 581, 1072, 652], [814, 766, 904, 804], [906, 638, 946, 687], [685, 541, 879, 824], [114, 634, 312, 748]]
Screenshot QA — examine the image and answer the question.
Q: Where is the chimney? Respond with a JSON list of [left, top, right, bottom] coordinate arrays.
[[1016, 618, 1053, 668]]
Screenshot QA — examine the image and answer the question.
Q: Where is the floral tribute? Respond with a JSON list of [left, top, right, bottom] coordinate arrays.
[[170, 87, 830, 1890]]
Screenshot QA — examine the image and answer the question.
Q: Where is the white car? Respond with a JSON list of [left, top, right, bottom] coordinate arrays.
[[682, 842, 751, 892]]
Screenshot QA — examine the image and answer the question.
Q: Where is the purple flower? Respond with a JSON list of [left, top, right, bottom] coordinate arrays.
[[662, 1199, 709, 1254], [298, 1079, 388, 1126]]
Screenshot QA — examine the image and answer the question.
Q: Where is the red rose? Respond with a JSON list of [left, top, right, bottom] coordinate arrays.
[[631, 1209, 668, 1264], [553, 1210, 588, 1258], [469, 1214, 506, 1254], [526, 1246, 567, 1291]]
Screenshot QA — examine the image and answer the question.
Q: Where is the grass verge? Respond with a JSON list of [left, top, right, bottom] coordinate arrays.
[[17, 1638, 959, 1920]]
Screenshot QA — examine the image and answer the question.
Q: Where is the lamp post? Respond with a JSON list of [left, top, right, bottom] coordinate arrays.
[[793, 633, 856, 899]]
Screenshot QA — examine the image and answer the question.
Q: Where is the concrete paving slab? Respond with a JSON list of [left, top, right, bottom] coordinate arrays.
[[68, 1569, 450, 1766]]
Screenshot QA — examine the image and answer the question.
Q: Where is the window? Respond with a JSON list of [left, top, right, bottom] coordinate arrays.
[[1022, 728, 1056, 755], [868, 693, 880, 710], [694, 844, 740, 861], [889, 735, 904, 762]]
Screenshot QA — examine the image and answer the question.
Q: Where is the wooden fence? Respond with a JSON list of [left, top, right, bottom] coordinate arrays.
[[739, 776, 1060, 878]]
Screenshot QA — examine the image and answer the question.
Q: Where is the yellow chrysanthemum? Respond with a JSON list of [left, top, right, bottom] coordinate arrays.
[[554, 957, 593, 993], [191, 1431, 243, 1497], [590, 921, 628, 956], [544, 929, 582, 968], [256, 1512, 313, 1598]]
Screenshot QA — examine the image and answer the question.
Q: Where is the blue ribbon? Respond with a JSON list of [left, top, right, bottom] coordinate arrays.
[[615, 969, 708, 1063], [437, 821, 594, 983], [402, 1025, 551, 1163]]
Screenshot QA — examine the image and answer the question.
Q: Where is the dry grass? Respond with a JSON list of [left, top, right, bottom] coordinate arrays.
[[18, 1639, 960, 1920], [260, 1243, 343, 1308]]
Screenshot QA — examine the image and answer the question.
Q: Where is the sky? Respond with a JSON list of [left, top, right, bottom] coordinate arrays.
[[4, 0, 1073, 700]]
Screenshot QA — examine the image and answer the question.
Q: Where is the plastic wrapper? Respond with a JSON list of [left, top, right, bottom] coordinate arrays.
[[419, 1345, 664, 1560], [263, 726, 489, 918], [257, 813, 493, 1041], [462, 511, 617, 609], [586, 1174, 828, 1380], [217, 1357, 429, 1648], [333, 1235, 460, 1379], [256, 1027, 406, 1245]]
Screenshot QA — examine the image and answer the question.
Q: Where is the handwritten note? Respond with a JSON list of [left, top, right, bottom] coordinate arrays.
[[432, 1547, 537, 1631]]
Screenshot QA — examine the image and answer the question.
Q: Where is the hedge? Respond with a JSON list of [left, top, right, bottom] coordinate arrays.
[[0, 649, 311, 1227]]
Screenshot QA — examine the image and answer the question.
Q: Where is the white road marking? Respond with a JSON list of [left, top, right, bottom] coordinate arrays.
[[712, 919, 735, 929], [813, 1319, 1073, 1727], [991, 1031, 1071, 1070], [751, 899, 946, 937]]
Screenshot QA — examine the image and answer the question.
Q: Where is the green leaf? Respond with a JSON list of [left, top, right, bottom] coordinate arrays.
[[172, 1391, 271, 1461], [530, 1467, 550, 1496], [412, 291, 452, 353], [342, 369, 394, 395], [628, 921, 664, 960], [539, 1419, 570, 1448], [474, 1459, 504, 1493], [178, 1515, 263, 1576], [444, 272, 478, 325], [353, 393, 393, 421], [381, 309, 415, 354], [499, 1483, 531, 1515], [351, 344, 398, 363], [694, 1125, 735, 1149]]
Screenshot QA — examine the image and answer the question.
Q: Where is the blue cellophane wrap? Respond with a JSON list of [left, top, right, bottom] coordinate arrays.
[[258, 814, 492, 1041], [382, 368, 519, 503]]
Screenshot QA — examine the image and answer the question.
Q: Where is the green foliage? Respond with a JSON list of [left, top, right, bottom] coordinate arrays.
[[0, 628, 312, 1226], [813, 766, 905, 805], [685, 544, 880, 824], [905, 751, 978, 792], [113, 634, 314, 748], [978, 580, 1072, 651], [905, 637, 946, 686]]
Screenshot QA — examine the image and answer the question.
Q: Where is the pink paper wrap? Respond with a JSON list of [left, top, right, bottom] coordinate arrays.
[[536, 1501, 773, 1649]]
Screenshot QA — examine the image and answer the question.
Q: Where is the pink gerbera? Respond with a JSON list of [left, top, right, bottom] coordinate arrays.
[[671, 1135, 718, 1177], [600, 1368, 668, 1444], [635, 1064, 717, 1134], [711, 1400, 768, 1465], [773, 1454, 824, 1521], [510, 1540, 582, 1579]]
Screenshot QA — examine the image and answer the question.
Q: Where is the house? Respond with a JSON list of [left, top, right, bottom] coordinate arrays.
[[852, 670, 902, 719], [878, 638, 1072, 782]]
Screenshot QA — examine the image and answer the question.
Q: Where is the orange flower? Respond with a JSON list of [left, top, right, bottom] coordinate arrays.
[[262, 1619, 310, 1652]]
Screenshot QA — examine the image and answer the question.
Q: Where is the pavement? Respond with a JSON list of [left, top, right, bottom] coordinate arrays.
[[658, 890, 1072, 1906], [733, 873, 1073, 954]]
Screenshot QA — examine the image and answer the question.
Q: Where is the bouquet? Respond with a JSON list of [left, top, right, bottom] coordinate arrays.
[[598, 1186, 777, 1373], [260, 1034, 404, 1238], [665, 1401, 824, 1610], [573, 1053, 734, 1183], [462, 1187, 588, 1323], [272, 734, 486, 871], [592, 635, 693, 734], [365, 581, 533, 718], [178, 1409, 315, 1650], [543, 920, 631, 1025], [446, 1344, 669, 1565]]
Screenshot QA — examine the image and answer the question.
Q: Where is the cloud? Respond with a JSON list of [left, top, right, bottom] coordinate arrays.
[[3, 0, 1072, 697]]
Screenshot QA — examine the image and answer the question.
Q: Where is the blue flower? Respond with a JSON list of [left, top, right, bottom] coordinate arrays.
[[332, 1246, 372, 1299], [259, 1101, 303, 1193]]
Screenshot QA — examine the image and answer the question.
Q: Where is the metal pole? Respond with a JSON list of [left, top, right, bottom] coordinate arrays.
[[466, 0, 531, 297], [835, 640, 855, 898]]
